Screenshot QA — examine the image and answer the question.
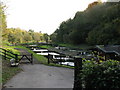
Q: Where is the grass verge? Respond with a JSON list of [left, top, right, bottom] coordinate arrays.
[[2, 58, 22, 85], [39, 45, 53, 49], [1, 45, 22, 85]]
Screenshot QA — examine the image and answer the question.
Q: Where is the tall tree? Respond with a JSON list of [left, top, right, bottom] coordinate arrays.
[[0, 2, 7, 41]]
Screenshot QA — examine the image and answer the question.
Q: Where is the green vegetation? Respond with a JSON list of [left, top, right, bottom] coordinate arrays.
[[50, 2, 120, 45], [39, 45, 53, 49], [79, 60, 120, 89], [59, 43, 93, 49], [2, 46, 20, 55], [2, 59, 22, 84], [4, 28, 48, 44], [1, 45, 22, 85]]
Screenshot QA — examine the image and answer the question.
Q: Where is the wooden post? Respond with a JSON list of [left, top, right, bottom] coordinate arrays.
[[60, 55, 62, 65], [48, 54, 50, 64], [31, 54, 33, 64], [73, 57, 82, 90], [15, 54, 18, 63], [4, 49, 7, 60]]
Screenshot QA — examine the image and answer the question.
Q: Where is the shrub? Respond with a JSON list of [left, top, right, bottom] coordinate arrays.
[[79, 60, 120, 89]]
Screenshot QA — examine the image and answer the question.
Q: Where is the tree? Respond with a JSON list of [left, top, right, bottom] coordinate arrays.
[[0, 2, 7, 41], [51, 2, 120, 45], [33, 32, 41, 42], [23, 31, 32, 43], [8, 33, 16, 44], [43, 33, 49, 43]]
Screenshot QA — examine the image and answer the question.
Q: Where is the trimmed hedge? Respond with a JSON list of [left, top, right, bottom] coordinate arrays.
[[79, 60, 120, 89]]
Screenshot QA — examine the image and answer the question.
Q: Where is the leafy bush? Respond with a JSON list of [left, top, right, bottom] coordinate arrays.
[[79, 60, 120, 89]]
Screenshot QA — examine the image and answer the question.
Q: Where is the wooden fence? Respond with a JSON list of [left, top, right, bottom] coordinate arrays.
[[0, 48, 33, 65], [0, 48, 18, 63]]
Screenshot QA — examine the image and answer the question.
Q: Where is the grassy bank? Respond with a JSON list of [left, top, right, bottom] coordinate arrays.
[[39, 45, 53, 49], [2, 59, 22, 85], [1, 44, 22, 85]]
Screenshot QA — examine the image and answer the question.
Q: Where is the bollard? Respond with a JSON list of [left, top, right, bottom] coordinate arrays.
[[73, 57, 82, 90]]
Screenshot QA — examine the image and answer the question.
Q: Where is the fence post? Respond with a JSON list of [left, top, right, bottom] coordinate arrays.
[[15, 54, 18, 63], [31, 54, 33, 64], [73, 57, 82, 90], [4, 49, 7, 60], [59, 55, 62, 65], [48, 54, 50, 64]]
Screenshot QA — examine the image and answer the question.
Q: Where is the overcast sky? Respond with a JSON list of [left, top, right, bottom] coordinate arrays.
[[2, 0, 108, 34]]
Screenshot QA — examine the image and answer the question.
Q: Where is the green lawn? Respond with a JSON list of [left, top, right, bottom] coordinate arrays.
[[39, 45, 53, 49]]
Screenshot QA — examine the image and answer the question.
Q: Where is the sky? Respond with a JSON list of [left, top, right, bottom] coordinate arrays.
[[2, 0, 108, 35]]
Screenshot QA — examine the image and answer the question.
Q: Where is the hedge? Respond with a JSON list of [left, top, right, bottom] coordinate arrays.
[[79, 60, 120, 89]]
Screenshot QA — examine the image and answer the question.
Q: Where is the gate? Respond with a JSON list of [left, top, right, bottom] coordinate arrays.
[[18, 54, 33, 64], [0, 48, 33, 65]]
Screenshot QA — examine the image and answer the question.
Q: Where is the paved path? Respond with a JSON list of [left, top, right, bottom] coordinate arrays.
[[3, 49, 74, 88]]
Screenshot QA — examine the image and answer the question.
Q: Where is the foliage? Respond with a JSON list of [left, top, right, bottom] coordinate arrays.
[[51, 2, 120, 45], [6, 28, 46, 44], [43, 33, 49, 43], [79, 60, 120, 89]]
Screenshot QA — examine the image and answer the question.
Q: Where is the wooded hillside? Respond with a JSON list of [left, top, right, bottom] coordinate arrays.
[[50, 2, 120, 45]]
